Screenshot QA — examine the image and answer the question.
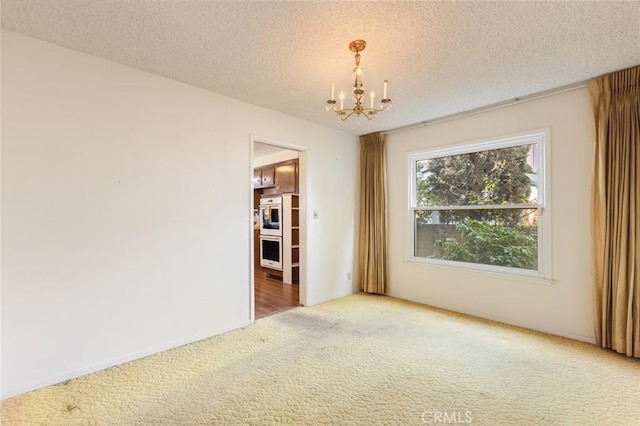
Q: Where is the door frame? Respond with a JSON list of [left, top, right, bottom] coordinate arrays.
[[249, 134, 307, 324]]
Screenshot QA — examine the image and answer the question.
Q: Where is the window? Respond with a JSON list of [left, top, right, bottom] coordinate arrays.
[[408, 130, 550, 278]]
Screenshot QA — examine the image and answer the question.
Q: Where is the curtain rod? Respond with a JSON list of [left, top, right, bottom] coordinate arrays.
[[383, 81, 588, 136]]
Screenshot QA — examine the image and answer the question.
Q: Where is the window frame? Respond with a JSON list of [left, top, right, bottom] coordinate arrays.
[[407, 129, 552, 281]]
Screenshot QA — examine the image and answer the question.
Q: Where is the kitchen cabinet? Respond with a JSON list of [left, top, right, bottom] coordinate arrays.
[[274, 161, 297, 193], [282, 193, 299, 284], [254, 167, 275, 189], [254, 159, 298, 193]]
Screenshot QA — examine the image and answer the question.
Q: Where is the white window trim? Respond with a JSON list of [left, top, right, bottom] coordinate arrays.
[[406, 128, 552, 281]]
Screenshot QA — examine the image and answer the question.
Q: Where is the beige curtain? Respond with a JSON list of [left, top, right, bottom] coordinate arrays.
[[589, 65, 640, 358], [358, 132, 387, 294]]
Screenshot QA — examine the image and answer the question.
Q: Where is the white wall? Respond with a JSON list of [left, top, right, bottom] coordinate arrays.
[[1, 30, 359, 398], [386, 88, 595, 343]]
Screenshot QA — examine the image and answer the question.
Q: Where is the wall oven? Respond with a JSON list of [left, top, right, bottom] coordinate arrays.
[[260, 235, 282, 270], [259, 196, 282, 236]]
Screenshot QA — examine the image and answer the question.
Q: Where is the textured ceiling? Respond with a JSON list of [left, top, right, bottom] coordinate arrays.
[[2, 1, 640, 135]]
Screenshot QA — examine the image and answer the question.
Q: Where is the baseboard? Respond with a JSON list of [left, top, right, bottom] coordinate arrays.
[[1, 319, 251, 400]]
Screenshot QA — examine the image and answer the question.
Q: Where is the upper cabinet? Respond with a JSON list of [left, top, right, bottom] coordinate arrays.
[[254, 159, 298, 193], [253, 167, 274, 188], [274, 161, 297, 193]]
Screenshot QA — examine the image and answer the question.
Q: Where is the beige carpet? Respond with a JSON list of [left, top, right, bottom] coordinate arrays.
[[2, 293, 639, 425]]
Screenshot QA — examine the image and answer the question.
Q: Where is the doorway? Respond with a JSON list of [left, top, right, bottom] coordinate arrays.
[[250, 137, 306, 321]]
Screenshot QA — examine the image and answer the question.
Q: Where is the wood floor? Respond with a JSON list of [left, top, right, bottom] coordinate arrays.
[[254, 267, 300, 318]]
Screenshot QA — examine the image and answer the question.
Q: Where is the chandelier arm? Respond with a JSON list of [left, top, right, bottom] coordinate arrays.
[[339, 110, 357, 121]]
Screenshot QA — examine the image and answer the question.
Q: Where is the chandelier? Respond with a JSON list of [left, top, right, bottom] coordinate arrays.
[[326, 40, 391, 121]]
